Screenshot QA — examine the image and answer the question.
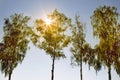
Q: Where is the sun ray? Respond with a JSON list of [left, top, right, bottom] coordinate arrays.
[[45, 18, 52, 25]]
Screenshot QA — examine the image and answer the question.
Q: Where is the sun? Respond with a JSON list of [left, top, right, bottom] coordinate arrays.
[[45, 18, 52, 25]]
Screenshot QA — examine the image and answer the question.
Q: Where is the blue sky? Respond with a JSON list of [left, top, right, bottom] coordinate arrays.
[[0, 0, 120, 80]]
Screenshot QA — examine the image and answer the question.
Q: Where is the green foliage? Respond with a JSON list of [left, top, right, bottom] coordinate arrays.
[[33, 9, 71, 80], [34, 9, 71, 59], [71, 16, 94, 66], [91, 6, 119, 38], [70, 16, 94, 80], [91, 5, 120, 76], [0, 13, 31, 78], [0, 43, 5, 60], [70, 16, 86, 66]]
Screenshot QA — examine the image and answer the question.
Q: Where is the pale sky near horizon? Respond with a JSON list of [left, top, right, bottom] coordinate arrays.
[[0, 0, 120, 80]]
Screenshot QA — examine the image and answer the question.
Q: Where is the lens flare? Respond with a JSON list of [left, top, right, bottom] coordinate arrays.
[[45, 18, 52, 25]]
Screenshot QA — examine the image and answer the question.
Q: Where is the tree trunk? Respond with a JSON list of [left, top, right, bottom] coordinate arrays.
[[8, 71, 12, 80], [108, 66, 111, 80], [51, 56, 55, 80], [80, 59, 83, 80]]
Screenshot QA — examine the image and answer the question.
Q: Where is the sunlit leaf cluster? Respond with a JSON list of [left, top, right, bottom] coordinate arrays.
[[0, 14, 31, 78], [34, 10, 71, 59], [91, 6, 120, 77]]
